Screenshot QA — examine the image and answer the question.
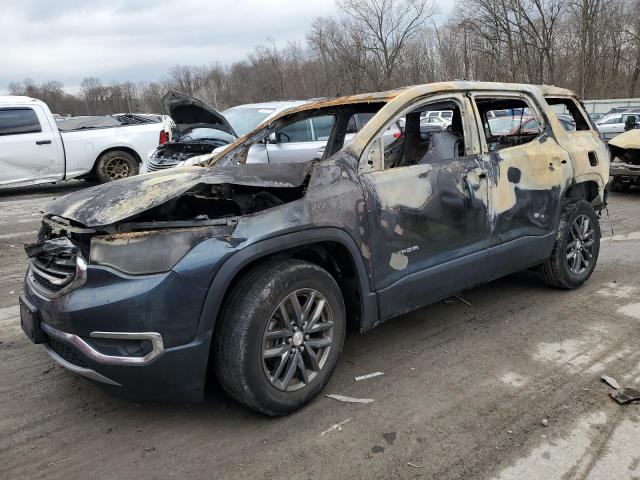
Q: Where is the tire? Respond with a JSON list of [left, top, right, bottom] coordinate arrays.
[[609, 177, 631, 193], [214, 260, 346, 416], [540, 200, 601, 289], [95, 150, 139, 183]]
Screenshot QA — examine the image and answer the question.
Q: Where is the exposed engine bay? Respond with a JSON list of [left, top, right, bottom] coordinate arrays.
[[151, 140, 231, 163], [128, 182, 306, 227]]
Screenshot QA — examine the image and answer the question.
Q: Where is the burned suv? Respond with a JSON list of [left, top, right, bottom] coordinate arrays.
[[20, 82, 609, 415]]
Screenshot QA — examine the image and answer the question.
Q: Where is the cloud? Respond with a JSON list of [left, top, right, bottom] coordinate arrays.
[[1, 0, 454, 92]]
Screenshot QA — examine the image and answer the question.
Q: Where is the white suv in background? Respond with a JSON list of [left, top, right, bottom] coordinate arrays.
[[596, 112, 640, 140], [424, 110, 453, 126]]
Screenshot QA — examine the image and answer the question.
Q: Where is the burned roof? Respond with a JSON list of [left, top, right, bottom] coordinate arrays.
[[203, 81, 578, 166]]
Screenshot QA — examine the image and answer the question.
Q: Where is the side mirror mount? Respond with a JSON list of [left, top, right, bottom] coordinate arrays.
[[267, 132, 278, 144]]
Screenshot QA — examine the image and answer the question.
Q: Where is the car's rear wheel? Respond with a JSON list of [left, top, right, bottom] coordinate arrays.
[[95, 150, 139, 183], [540, 200, 600, 289], [214, 260, 346, 415]]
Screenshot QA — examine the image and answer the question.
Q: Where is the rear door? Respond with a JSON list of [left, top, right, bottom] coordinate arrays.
[[0, 105, 64, 187], [470, 92, 573, 279]]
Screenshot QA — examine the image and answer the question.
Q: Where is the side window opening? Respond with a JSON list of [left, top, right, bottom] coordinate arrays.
[[367, 99, 466, 170], [545, 97, 590, 131], [346, 115, 358, 134], [475, 97, 542, 152], [0, 108, 42, 136]]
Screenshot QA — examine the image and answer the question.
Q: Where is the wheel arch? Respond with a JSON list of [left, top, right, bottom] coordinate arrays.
[[565, 176, 606, 209], [198, 228, 378, 341], [88, 146, 142, 176]]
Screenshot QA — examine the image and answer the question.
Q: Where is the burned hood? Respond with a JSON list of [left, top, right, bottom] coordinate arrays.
[[609, 129, 640, 150], [45, 163, 313, 227], [162, 91, 236, 137]]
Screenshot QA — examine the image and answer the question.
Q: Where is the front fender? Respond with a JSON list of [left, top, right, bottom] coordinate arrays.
[[195, 227, 378, 339]]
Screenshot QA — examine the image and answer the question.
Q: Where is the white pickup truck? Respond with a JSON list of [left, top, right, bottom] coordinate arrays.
[[0, 96, 168, 188]]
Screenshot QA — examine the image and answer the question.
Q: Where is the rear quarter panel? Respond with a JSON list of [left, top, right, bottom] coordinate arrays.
[[545, 99, 609, 203]]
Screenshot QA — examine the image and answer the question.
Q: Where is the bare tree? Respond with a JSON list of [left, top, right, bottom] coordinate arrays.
[[337, 0, 436, 89], [8, 0, 640, 115]]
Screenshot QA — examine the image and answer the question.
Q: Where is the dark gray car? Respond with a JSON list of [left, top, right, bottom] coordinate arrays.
[[20, 82, 608, 415]]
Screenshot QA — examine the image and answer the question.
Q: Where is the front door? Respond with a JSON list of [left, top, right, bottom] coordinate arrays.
[[359, 95, 491, 320], [0, 105, 62, 186]]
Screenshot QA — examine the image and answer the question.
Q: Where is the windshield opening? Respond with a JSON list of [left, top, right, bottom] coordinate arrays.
[[223, 107, 276, 136]]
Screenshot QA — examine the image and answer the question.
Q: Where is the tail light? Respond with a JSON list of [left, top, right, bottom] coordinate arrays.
[[393, 132, 402, 139], [159, 130, 167, 145]]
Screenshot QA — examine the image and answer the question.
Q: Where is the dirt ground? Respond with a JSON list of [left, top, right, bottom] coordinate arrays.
[[1, 181, 639, 480]]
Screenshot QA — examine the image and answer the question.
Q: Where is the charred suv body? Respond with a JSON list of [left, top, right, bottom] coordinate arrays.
[[20, 82, 609, 415]]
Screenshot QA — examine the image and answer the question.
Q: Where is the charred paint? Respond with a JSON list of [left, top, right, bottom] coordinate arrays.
[[37, 80, 608, 332]]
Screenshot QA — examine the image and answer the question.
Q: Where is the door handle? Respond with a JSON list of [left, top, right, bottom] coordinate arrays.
[[36, 140, 52, 145]]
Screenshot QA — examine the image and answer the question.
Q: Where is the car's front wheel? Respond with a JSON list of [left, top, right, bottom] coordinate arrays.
[[214, 260, 346, 415], [540, 200, 601, 289]]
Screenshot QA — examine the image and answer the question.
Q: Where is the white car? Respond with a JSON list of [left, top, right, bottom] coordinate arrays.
[[596, 112, 640, 140], [423, 110, 453, 125], [0, 96, 168, 188], [154, 98, 403, 169]]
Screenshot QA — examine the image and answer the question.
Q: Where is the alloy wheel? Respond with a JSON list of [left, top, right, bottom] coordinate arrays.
[[566, 214, 595, 275], [262, 289, 334, 392], [104, 157, 131, 180]]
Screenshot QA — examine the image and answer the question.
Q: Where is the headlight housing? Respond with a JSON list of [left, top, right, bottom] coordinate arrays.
[[90, 227, 225, 275]]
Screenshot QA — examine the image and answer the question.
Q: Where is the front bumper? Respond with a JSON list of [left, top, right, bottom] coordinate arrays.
[[23, 264, 212, 402]]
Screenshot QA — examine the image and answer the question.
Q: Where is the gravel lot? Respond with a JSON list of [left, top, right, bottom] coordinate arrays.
[[1, 182, 639, 480]]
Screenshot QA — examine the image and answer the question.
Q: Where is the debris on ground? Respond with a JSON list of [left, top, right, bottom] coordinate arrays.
[[354, 372, 384, 382], [8, 291, 15, 295], [326, 394, 374, 404], [611, 388, 640, 405], [541, 418, 549, 427], [382, 432, 396, 444], [320, 418, 351, 437], [443, 298, 455, 305], [601, 374, 621, 389], [407, 462, 423, 468], [454, 294, 472, 307]]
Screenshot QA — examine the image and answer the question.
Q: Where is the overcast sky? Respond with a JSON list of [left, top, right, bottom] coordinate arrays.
[[1, 0, 454, 94]]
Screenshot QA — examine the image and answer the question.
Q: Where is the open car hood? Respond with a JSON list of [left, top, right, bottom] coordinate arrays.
[[44, 163, 312, 228], [162, 91, 237, 137]]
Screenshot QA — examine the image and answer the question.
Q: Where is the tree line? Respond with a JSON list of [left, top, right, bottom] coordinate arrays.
[[8, 0, 640, 115]]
